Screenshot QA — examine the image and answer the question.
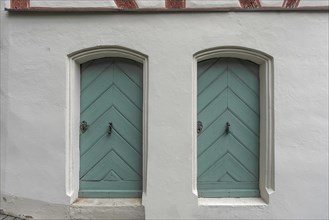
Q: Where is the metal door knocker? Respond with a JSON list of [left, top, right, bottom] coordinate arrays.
[[80, 121, 89, 133]]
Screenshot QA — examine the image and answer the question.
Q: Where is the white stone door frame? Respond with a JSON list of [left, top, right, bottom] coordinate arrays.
[[192, 46, 275, 204], [66, 46, 149, 203]]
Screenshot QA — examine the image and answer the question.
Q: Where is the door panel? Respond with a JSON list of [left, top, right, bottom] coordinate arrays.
[[79, 57, 143, 198], [197, 58, 260, 198]]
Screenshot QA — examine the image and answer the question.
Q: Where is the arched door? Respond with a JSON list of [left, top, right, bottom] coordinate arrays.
[[197, 58, 260, 198], [79, 57, 143, 198]]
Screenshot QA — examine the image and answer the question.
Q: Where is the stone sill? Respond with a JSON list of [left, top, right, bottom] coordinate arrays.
[[72, 198, 142, 207], [198, 198, 268, 207]]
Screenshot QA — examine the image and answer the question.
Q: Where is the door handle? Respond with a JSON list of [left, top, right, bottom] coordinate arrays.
[[197, 121, 203, 134], [80, 121, 89, 133], [225, 122, 230, 135], [108, 122, 113, 135]]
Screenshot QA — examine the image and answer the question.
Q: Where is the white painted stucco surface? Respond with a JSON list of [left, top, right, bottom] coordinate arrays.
[[0, 4, 328, 219], [29, 0, 117, 8]]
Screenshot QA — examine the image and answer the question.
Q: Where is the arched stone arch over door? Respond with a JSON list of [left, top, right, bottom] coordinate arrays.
[[79, 57, 143, 198]]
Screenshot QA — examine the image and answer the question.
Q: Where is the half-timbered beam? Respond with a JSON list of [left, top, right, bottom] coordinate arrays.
[[282, 0, 300, 8], [11, 0, 30, 9], [239, 0, 261, 9], [114, 0, 138, 9], [165, 0, 186, 9]]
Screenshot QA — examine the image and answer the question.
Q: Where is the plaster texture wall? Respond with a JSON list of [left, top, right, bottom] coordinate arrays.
[[0, 4, 328, 219]]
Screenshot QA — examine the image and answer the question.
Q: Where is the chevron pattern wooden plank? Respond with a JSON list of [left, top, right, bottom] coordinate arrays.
[[79, 57, 143, 198], [197, 58, 260, 198]]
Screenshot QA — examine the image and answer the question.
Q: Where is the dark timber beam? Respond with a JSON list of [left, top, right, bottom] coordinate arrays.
[[165, 0, 186, 9], [10, 0, 30, 9], [114, 0, 138, 9], [282, 0, 300, 8], [239, 0, 261, 9]]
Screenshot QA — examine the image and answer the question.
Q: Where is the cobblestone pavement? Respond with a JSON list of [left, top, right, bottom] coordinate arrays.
[[0, 213, 23, 220]]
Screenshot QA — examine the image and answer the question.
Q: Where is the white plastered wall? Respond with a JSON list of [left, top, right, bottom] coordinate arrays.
[[0, 5, 328, 219]]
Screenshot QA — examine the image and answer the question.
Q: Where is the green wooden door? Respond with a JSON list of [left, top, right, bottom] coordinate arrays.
[[79, 57, 143, 198], [197, 58, 260, 198]]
